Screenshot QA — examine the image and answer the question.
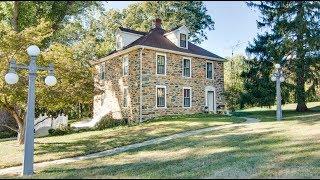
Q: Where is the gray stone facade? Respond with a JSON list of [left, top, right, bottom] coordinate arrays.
[[93, 48, 225, 122]]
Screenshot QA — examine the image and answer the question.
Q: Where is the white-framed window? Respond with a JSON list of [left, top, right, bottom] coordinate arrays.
[[123, 86, 128, 107], [183, 87, 192, 108], [99, 62, 106, 80], [180, 33, 187, 48], [156, 85, 166, 108], [116, 36, 122, 50], [156, 53, 166, 75], [206, 61, 213, 79], [123, 55, 129, 76], [182, 57, 191, 78]]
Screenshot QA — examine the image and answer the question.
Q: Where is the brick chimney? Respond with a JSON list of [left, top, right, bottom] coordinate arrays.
[[154, 18, 162, 28]]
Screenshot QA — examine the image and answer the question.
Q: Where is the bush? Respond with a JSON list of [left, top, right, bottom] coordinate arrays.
[[48, 126, 74, 136], [95, 113, 128, 130], [0, 130, 17, 139]]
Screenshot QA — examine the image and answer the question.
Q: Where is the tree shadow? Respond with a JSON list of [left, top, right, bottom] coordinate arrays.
[[35, 125, 320, 179]]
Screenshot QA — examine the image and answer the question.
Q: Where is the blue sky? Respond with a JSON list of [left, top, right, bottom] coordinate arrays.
[[104, 1, 265, 58]]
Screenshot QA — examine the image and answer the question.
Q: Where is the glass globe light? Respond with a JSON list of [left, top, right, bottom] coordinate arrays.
[[271, 75, 276, 82], [280, 76, 285, 82], [27, 45, 40, 57], [274, 64, 281, 69], [45, 75, 57, 86], [5, 72, 19, 84]]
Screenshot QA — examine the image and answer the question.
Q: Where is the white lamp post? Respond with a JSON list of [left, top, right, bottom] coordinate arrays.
[[4, 45, 57, 176], [271, 63, 285, 121]]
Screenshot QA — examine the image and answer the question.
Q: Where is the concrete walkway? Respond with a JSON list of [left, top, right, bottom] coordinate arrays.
[[0, 119, 258, 176]]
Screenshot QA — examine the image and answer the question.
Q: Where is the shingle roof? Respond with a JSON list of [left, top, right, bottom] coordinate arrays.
[[109, 27, 225, 60], [119, 27, 147, 36]]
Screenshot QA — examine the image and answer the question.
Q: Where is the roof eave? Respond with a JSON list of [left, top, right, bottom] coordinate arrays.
[[91, 45, 226, 65]]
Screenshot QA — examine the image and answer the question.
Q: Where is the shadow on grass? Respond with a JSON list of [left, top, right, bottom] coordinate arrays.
[[33, 122, 218, 158], [35, 125, 320, 179]]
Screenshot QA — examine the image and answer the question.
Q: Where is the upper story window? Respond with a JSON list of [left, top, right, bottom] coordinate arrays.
[[183, 88, 191, 108], [182, 58, 191, 77], [156, 85, 166, 108], [180, 33, 187, 48], [99, 62, 106, 80], [123, 86, 128, 107], [156, 53, 166, 75], [206, 62, 213, 79], [123, 56, 129, 76]]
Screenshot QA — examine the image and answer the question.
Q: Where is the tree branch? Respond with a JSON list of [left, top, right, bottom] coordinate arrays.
[[0, 125, 18, 133]]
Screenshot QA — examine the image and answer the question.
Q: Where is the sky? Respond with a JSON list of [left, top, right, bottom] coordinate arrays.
[[104, 1, 266, 58]]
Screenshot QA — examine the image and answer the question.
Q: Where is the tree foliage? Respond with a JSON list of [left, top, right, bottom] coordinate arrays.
[[245, 1, 320, 111]]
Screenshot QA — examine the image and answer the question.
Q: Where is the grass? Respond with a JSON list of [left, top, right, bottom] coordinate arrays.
[[30, 114, 320, 179], [232, 102, 320, 121], [0, 114, 243, 169]]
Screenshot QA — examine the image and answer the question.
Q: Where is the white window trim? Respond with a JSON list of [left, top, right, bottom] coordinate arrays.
[[122, 55, 129, 76], [179, 33, 188, 49], [182, 57, 192, 78], [156, 85, 167, 108], [206, 61, 214, 80], [183, 87, 192, 108], [123, 86, 128, 108], [116, 35, 123, 50], [156, 52, 167, 76]]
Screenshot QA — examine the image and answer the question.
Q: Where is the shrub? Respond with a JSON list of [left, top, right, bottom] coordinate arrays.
[[95, 113, 128, 130], [48, 126, 74, 136], [0, 130, 17, 139]]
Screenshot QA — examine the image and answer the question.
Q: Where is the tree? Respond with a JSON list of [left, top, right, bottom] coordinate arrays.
[[246, 1, 320, 111], [224, 55, 246, 111], [0, 1, 100, 144]]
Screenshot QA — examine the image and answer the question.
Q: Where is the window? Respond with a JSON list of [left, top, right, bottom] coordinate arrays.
[[206, 62, 213, 79], [99, 62, 105, 80], [180, 33, 187, 48], [123, 87, 128, 107], [116, 36, 122, 50], [156, 86, 166, 108], [182, 58, 191, 77], [156, 53, 166, 75], [183, 88, 191, 108], [123, 56, 129, 76]]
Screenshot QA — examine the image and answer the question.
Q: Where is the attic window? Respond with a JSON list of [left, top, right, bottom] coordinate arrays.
[[180, 34, 187, 48], [116, 36, 122, 50]]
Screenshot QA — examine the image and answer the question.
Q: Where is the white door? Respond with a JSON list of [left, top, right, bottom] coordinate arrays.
[[207, 91, 214, 111]]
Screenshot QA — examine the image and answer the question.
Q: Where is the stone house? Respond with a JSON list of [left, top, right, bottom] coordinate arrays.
[[91, 19, 226, 124]]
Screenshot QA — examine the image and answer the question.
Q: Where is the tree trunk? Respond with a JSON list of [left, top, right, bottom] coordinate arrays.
[[12, 1, 19, 32], [4, 105, 25, 145], [17, 122, 25, 145], [295, 2, 308, 112]]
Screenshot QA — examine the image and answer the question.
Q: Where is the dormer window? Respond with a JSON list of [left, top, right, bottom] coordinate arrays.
[[180, 33, 187, 48], [116, 36, 122, 50]]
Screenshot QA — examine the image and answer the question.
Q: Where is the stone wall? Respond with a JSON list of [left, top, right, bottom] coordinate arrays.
[[93, 48, 225, 122], [93, 49, 141, 122], [140, 49, 224, 120]]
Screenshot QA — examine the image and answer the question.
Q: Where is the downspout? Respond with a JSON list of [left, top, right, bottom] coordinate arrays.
[[139, 48, 144, 123]]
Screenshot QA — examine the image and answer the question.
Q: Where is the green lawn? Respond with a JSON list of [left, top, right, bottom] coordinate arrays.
[[232, 102, 320, 121], [30, 114, 320, 179], [0, 114, 243, 169]]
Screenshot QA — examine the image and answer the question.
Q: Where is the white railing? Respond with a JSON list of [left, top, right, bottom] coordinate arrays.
[[34, 113, 68, 135]]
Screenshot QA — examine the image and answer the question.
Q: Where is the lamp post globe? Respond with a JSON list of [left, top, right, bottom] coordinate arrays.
[[27, 45, 40, 57], [5, 72, 19, 84], [271, 75, 276, 82], [274, 63, 281, 69], [280, 76, 285, 82], [45, 75, 57, 86]]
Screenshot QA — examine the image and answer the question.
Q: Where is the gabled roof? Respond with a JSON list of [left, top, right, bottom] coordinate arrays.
[[106, 26, 225, 61]]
